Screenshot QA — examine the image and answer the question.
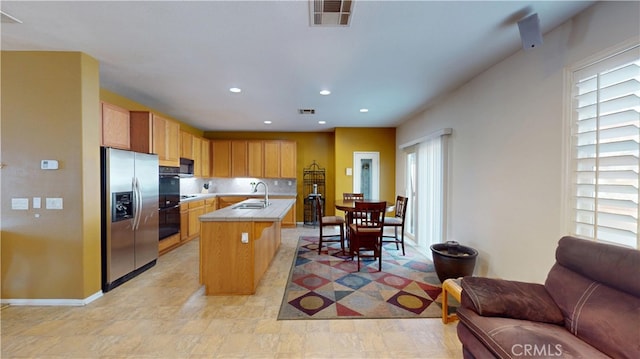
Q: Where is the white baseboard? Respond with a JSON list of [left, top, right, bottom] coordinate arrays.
[[1, 291, 103, 306]]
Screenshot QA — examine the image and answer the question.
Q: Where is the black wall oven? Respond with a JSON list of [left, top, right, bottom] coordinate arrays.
[[158, 166, 180, 240]]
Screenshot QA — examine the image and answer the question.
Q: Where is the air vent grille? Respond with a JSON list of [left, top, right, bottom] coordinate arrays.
[[298, 109, 316, 115], [310, 0, 353, 27]]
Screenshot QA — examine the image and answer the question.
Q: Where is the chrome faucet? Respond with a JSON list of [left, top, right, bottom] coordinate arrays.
[[252, 181, 269, 207]]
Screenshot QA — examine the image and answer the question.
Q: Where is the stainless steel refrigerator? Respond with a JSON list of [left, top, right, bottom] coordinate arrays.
[[101, 147, 159, 292]]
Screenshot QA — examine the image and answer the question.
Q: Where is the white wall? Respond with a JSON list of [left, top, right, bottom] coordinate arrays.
[[396, 2, 640, 283]]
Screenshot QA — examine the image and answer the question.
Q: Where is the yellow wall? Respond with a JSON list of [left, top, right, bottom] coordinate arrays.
[[334, 128, 396, 203], [204, 131, 336, 217], [1, 51, 101, 300]]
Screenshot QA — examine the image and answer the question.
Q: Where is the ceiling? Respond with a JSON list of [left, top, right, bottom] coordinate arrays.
[[1, 1, 594, 132]]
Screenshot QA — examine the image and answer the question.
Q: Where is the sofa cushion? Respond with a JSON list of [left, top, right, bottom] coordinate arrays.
[[457, 307, 610, 359], [461, 277, 564, 325], [545, 263, 640, 359], [555, 236, 640, 297]]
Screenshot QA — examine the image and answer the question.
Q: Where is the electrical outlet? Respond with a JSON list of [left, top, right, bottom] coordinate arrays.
[[241, 232, 249, 244]]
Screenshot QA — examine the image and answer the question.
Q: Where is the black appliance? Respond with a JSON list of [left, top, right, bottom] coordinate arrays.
[[179, 158, 194, 177], [159, 166, 181, 240]]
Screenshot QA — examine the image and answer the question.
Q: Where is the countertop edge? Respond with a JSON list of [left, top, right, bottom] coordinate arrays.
[[198, 198, 295, 222]]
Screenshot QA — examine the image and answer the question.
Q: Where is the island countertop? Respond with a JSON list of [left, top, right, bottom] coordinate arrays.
[[199, 198, 295, 222]]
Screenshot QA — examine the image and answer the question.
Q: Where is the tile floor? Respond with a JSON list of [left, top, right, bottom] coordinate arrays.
[[1, 226, 463, 358]]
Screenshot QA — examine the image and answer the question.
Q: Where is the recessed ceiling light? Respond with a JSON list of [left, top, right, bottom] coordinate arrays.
[[360, 108, 369, 113], [264, 121, 272, 124], [318, 121, 326, 125], [229, 87, 242, 93], [319, 90, 331, 96]]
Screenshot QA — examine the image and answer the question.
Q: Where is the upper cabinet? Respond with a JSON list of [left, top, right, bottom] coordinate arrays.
[[130, 111, 180, 167], [280, 140, 297, 178], [209, 139, 296, 179], [180, 130, 193, 159], [248, 140, 264, 178], [211, 140, 232, 178], [231, 140, 248, 177], [101, 102, 130, 150]]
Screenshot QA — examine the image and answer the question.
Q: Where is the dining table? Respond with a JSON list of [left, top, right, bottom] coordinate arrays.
[[334, 199, 395, 228]]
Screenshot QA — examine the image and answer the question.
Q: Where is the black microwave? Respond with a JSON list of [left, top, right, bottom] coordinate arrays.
[[179, 158, 194, 177]]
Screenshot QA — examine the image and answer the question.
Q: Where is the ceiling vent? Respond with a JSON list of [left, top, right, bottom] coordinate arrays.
[[298, 109, 316, 115], [0, 10, 22, 24], [309, 0, 353, 27]]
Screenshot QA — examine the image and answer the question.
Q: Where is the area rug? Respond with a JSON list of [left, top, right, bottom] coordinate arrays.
[[278, 236, 455, 320]]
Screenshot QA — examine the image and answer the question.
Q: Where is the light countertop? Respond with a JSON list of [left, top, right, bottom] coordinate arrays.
[[199, 198, 295, 222], [180, 192, 297, 204]]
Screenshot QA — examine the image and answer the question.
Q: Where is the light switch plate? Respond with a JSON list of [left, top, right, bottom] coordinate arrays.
[[33, 197, 41, 209], [46, 197, 63, 209], [11, 198, 29, 210]]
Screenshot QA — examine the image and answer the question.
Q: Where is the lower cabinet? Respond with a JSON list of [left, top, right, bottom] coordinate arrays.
[[188, 200, 205, 239]]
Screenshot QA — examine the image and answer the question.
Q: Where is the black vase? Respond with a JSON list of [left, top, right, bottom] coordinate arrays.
[[430, 241, 478, 282]]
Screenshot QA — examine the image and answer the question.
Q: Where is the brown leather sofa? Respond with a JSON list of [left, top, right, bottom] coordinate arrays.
[[456, 236, 640, 359]]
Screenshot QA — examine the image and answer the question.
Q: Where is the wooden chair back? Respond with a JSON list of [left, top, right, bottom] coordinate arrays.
[[352, 201, 386, 231], [394, 196, 408, 220]]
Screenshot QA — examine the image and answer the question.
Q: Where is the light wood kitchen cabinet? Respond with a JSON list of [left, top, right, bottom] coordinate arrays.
[[231, 140, 248, 177], [217, 196, 247, 209], [201, 139, 210, 177], [181, 131, 193, 159], [180, 205, 189, 242], [101, 102, 130, 149], [192, 136, 202, 177], [248, 140, 264, 178], [204, 198, 216, 214], [211, 140, 231, 177], [130, 111, 180, 167], [263, 141, 280, 178], [281, 198, 296, 227], [280, 140, 297, 178], [188, 200, 205, 239]]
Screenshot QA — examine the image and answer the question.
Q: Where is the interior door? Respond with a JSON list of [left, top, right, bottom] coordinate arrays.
[[353, 152, 379, 199]]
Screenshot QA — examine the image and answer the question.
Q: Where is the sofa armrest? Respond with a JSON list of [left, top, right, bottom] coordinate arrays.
[[461, 277, 564, 325]]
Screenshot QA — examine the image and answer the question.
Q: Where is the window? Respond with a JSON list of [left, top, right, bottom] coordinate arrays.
[[570, 45, 639, 249], [400, 128, 451, 250]]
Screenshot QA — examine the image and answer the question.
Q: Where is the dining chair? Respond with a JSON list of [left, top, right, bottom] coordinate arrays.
[[348, 201, 386, 271], [316, 196, 345, 254], [382, 196, 408, 255]]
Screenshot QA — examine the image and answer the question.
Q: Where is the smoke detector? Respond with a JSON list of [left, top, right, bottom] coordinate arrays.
[[309, 0, 354, 26]]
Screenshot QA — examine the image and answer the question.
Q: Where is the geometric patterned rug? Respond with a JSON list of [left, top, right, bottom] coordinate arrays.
[[278, 236, 453, 320]]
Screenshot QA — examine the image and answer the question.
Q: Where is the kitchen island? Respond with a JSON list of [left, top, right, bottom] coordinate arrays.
[[199, 198, 295, 295]]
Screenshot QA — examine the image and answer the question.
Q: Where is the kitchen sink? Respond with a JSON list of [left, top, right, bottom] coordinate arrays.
[[233, 202, 269, 209]]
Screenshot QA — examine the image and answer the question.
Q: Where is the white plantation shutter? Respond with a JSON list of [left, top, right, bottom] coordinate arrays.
[[571, 46, 640, 248]]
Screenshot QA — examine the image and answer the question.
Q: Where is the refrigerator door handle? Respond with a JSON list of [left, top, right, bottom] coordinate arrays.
[[132, 177, 139, 230], [134, 177, 143, 230]]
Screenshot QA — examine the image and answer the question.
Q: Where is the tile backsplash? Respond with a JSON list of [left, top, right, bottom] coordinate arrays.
[[180, 177, 297, 195]]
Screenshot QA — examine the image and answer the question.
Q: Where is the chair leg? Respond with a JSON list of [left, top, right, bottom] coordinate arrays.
[[340, 224, 345, 252], [394, 227, 399, 250], [400, 225, 405, 256]]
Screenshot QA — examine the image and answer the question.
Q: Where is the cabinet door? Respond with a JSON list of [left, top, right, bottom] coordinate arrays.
[[152, 115, 167, 160], [280, 140, 297, 178], [165, 119, 181, 165], [211, 140, 231, 177], [192, 136, 202, 177], [101, 102, 130, 149], [181, 131, 193, 159], [204, 198, 216, 213], [180, 205, 189, 241], [231, 140, 248, 177], [201, 139, 210, 177], [129, 111, 153, 154], [264, 141, 280, 178], [188, 201, 205, 238], [248, 140, 264, 178]]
